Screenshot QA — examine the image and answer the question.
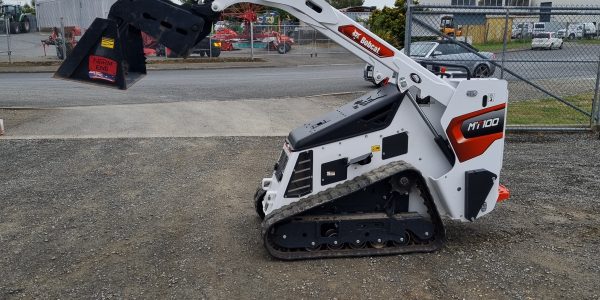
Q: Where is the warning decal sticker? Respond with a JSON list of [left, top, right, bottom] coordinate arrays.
[[101, 37, 115, 49], [88, 55, 117, 83]]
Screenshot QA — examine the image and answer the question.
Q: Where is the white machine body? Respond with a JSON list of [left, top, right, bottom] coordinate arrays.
[[260, 78, 507, 222], [208, 0, 509, 222]]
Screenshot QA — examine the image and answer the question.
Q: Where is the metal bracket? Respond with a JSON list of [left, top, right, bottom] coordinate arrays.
[[347, 153, 373, 166]]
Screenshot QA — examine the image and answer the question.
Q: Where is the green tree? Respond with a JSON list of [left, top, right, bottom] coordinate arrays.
[[368, 0, 418, 49], [23, 2, 36, 15], [326, 0, 365, 9]]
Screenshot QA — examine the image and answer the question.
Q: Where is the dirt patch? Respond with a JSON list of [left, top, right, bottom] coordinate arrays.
[[0, 134, 598, 299]]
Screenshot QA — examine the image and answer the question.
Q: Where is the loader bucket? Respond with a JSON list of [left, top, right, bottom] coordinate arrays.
[[53, 0, 217, 90], [54, 18, 146, 90]]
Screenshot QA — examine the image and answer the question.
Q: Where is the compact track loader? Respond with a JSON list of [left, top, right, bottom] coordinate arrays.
[[54, 0, 511, 260]]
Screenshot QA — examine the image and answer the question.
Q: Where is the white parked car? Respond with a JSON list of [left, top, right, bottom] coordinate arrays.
[[531, 32, 563, 50]]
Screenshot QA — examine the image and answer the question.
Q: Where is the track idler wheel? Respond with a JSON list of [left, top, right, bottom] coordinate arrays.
[[305, 242, 321, 252], [349, 239, 367, 249], [392, 233, 410, 247], [369, 239, 387, 249], [325, 229, 344, 250]]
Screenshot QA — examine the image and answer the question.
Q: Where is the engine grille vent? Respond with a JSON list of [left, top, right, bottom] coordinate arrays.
[[274, 150, 289, 182], [284, 151, 313, 198]]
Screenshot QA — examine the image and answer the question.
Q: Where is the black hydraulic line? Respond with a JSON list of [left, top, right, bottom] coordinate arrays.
[[418, 61, 472, 79], [405, 91, 456, 166]]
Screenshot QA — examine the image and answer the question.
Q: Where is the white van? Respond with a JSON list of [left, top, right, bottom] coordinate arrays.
[[511, 22, 533, 39], [533, 22, 564, 35], [557, 22, 598, 39], [533, 22, 546, 33]]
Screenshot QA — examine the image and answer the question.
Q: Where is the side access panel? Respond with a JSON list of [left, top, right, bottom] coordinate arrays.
[[287, 85, 404, 150]]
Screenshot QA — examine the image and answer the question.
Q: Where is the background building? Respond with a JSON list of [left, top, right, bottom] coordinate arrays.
[[339, 6, 376, 26], [36, 0, 116, 29], [35, 0, 376, 30]]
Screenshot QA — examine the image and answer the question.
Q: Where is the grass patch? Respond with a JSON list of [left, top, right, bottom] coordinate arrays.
[[571, 39, 600, 45], [473, 39, 531, 52], [508, 93, 594, 125], [0, 61, 61, 67]]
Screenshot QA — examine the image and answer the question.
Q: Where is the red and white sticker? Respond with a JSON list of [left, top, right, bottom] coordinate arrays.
[[88, 55, 117, 83], [89, 55, 117, 76], [338, 25, 394, 58], [446, 104, 506, 163]]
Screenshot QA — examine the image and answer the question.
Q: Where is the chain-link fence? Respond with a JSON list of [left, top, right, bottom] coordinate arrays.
[[0, 19, 353, 62], [0, 17, 12, 63], [184, 21, 350, 58], [408, 4, 600, 129], [248, 23, 348, 56], [0, 16, 99, 63]]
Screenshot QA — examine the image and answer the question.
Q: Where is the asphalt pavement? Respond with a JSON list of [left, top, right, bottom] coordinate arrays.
[[2, 32, 598, 83], [0, 65, 371, 108], [2, 42, 599, 108], [499, 43, 600, 81]]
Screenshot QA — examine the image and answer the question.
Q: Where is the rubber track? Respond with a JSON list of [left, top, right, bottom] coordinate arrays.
[[261, 160, 446, 260]]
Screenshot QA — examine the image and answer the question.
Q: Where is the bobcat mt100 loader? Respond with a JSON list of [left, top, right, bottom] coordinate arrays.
[[54, 0, 510, 260]]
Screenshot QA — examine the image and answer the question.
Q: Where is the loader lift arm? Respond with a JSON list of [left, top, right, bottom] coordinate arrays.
[[55, 0, 455, 105]]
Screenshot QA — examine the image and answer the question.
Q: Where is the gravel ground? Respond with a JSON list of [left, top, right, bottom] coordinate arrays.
[[1, 133, 599, 299]]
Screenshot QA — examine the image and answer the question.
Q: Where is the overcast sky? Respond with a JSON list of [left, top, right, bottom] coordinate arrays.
[[3, 0, 26, 4], [3, 0, 35, 5], [3, 0, 396, 8], [364, 0, 396, 8]]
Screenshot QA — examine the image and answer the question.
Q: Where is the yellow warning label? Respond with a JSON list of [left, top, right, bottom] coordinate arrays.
[[371, 145, 381, 152], [101, 37, 115, 49]]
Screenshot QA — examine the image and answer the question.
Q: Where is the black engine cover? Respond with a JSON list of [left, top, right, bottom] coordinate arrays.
[[288, 85, 404, 150]]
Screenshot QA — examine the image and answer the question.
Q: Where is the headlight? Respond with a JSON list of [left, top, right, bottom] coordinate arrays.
[[213, 42, 221, 48]]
